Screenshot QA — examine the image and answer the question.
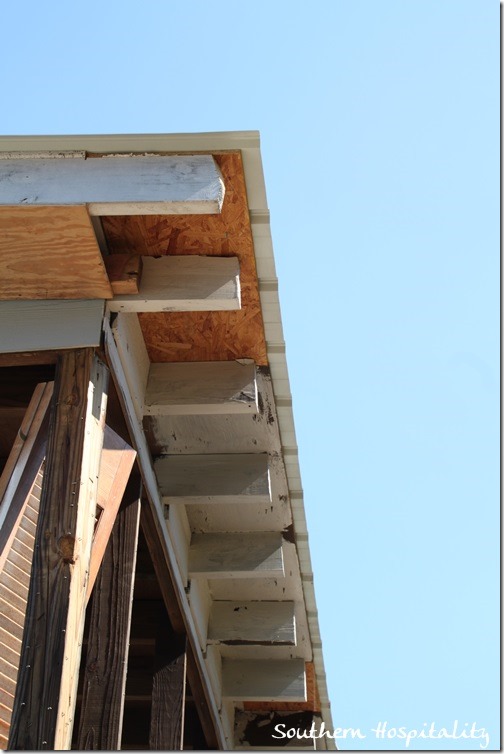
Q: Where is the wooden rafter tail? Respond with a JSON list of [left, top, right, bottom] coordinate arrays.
[[107, 256, 241, 313], [188, 532, 284, 580], [144, 360, 257, 416], [207, 601, 296, 646], [0, 154, 225, 215], [156, 453, 271, 506], [222, 659, 307, 703]]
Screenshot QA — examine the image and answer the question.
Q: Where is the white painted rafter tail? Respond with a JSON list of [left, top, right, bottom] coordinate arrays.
[[107, 256, 240, 313], [155, 453, 271, 505], [188, 532, 284, 579], [0, 155, 225, 215], [208, 601, 296, 646], [222, 659, 306, 702], [144, 359, 257, 416]]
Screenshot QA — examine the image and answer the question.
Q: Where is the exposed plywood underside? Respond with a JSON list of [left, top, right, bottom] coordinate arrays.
[[102, 153, 268, 365], [0, 206, 112, 300]]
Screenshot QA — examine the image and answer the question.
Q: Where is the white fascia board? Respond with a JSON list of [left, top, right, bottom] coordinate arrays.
[[240, 142, 336, 742], [0, 131, 260, 155]]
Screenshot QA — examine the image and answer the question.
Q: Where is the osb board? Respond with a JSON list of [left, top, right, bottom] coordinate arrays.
[[0, 206, 112, 300], [102, 153, 268, 365], [243, 663, 321, 714]]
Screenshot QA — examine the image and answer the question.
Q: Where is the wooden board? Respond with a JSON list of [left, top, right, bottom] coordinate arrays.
[[102, 153, 268, 364], [104, 253, 142, 294], [0, 205, 112, 299], [0, 299, 104, 353], [155, 453, 271, 505], [0, 382, 52, 525], [188, 532, 283, 579], [149, 613, 186, 750], [107, 255, 240, 313], [86, 426, 137, 601], [111, 312, 150, 421], [144, 359, 257, 415], [243, 663, 321, 713], [222, 659, 306, 702], [0, 155, 225, 215], [208, 601, 296, 646]]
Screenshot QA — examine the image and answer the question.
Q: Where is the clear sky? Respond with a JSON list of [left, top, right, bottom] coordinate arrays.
[[0, 1, 499, 750]]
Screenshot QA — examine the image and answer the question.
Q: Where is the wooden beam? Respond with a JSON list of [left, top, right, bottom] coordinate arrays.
[[107, 256, 240, 313], [104, 253, 143, 294], [0, 155, 225, 215], [9, 350, 108, 751], [149, 609, 187, 750], [77, 478, 141, 750], [188, 532, 283, 579], [208, 601, 296, 646], [144, 360, 257, 416], [0, 300, 104, 354], [156, 453, 271, 505], [222, 659, 306, 703], [86, 426, 137, 601], [111, 313, 150, 421], [243, 663, 321, 713]]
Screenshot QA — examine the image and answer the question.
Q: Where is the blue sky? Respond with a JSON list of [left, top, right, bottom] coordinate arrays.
[[0, 1, 499, 749]]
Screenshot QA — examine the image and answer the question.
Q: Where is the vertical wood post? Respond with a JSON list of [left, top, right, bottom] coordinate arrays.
[[8, 349, 108, 751], [149, 609, 187, 750], [77, 476, 141, 750]]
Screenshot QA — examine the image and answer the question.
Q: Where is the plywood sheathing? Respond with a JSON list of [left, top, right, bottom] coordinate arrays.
[[102, 153, 268, 365], [0, 206, 112, 300]]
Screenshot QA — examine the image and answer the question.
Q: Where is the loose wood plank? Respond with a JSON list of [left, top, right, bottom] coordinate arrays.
[[77, 479, 141, 750], [208, 601, 296, 646], [0, 155, 225, 215], [108, 255, 240, 313], [222, 659, 306, 702], [155, 453, 271, 505], [144, 360, 257, 416], [188, 532, 283, 579], [0, 299, 104, 353], [9, 350, 108, 751], [86, 426, 137, 601]]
